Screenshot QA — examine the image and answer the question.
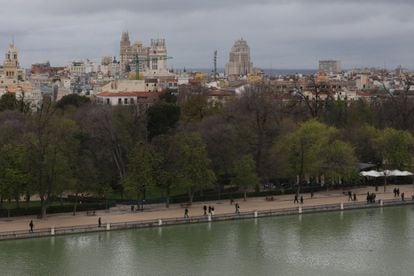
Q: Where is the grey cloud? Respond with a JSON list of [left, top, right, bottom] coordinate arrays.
[[0, 0, 413, 69]]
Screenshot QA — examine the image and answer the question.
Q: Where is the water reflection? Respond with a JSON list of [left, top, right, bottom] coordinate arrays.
[[0, 206, 413, 275]]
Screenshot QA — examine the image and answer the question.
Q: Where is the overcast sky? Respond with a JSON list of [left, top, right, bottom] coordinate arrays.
[[0, 0, 413, 70]]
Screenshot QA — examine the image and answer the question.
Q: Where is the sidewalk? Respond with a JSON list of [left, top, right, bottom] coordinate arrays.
[[1, 185, 413, 233]]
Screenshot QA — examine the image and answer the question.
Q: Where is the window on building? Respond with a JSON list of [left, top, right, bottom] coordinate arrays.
[[118, 98, 122, 105], [130, 98, 135, 104], [106, 99, 110, 105], [124, 98, 128, 105], [152, 59, 157, 70]]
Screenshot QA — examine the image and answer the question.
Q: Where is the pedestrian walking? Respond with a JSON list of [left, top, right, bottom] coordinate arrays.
[[348, 191, 352, 201], [294, 195, 298, 204], [29, 220, 34, 233], [235, 203, 240, 214], [98, 217, 102, 227], [184, 208, 189, 218], [300, 196, 304, 204], [203, 205, 207, 215], [211, 206, 215, 216], [353, 193, 357, 201], [393, 188, 397, 197], [401, 192, 405, 201], [208, 205, 212, 214], [397, 188, 400, 197]]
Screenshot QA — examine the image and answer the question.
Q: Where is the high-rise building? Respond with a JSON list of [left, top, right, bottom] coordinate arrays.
[[225, 38, 253, 77], [119, 32, 170, 77], [319, 60, 341, 74]]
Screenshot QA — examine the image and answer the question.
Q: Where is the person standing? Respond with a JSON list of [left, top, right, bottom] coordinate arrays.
[[353, 193, 357, 201], [211, 206, 215, 216], [401, 192, 405, 201], [208, 206, 212, 215], [203, 205, 207, 215], [29, 220, 34, 233], [300, 196, 304, 204], [98, 217, 102, 227], [184, 208, 189, 218]]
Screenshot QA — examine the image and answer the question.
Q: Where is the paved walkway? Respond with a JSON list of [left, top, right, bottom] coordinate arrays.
[[1, 185, 413, 233]]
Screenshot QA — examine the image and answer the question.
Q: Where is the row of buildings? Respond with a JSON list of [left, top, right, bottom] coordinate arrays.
[[1, 33, 412, 112]]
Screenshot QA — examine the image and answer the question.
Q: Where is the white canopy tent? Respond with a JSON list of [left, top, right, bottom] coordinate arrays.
[[360, 170, 413, 177]]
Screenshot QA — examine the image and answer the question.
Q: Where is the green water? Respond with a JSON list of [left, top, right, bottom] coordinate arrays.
[[1, 206, 414, 276]]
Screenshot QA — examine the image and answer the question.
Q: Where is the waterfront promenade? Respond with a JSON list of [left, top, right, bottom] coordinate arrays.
[[0, 185, 413, 239]]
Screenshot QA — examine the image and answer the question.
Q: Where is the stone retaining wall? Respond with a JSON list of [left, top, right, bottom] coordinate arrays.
[[1, 198, 413, 241]]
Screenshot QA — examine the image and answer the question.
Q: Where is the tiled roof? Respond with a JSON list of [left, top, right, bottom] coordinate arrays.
[[97, 91, 155, 97]]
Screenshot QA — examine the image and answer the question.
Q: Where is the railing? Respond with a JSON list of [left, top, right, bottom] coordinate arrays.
[[1, 198, 413, 241]]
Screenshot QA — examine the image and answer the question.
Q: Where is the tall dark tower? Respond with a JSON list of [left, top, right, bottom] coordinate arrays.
[[120, 32, 131, 73]]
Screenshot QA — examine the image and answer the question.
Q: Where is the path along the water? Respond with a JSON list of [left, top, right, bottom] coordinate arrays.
[[0, 185, 413, 234]]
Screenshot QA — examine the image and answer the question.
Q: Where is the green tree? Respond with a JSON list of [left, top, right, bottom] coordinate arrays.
[[0, 93, 17, 111], [146, 102, 180, 140], [56, 94, 90, 109], [375, 128, 414, 170], [0, 144, 30, 209], [274, 119, 337, 194], [123, 142, 157, 209], [26, 101, 78, 218], [151, 135, 181, 208], [322, 140, 357, 188], [231, 154, 260, 200], [175, 132, 216, 203]]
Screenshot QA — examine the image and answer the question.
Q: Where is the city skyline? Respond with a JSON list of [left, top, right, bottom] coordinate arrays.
[[0, 0, 413, 69]]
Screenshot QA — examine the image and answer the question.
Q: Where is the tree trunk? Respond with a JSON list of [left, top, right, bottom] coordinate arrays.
[[40, 196, 47, 218], [73, 193, 78, 216], [15, 196, 20, 208], [165, 186, 170, 208], [188, 189, 194, 204]]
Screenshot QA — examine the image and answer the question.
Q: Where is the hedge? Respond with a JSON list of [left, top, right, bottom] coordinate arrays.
[[0, 202, 113, 218]]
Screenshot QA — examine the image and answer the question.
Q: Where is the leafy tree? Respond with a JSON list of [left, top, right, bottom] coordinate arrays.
[[274, 119, 337, 194], [226, 84, 282, 187], [0, 93, 17, 111], [375, 128, 414, 170], [160, 89, 178, 104], [26, 101, 78, 217], [56, 94, 90, 109], [123, 142, 157, 209], [146, 102, 180, 140], [0, 144, 30, 209], [322, 140, 357, 187], [151, 135, 181, 208], [174, 132, 216, 203], [231, 154, 260, 200]]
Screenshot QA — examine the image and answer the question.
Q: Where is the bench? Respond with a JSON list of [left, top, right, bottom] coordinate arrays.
[[86, 210, 96, 216]]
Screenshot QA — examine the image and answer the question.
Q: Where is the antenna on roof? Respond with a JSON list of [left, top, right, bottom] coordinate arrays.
[[214, 50, 217, 81]]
